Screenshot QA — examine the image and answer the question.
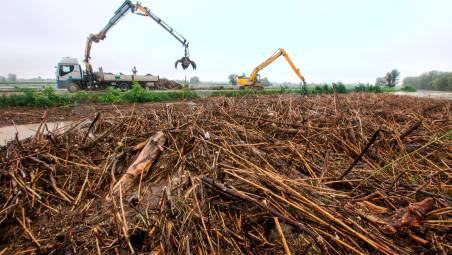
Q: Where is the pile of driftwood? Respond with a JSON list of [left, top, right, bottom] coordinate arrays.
[[154, 78, 183, 90], [0, 93, 450, 254]]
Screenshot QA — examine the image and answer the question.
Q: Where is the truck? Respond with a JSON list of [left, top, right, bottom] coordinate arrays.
[[57, 0, 196, 92], [56, 57, 160, 92]]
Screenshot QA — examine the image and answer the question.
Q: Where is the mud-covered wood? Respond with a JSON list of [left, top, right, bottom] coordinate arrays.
[[111, 131, 166, 195]]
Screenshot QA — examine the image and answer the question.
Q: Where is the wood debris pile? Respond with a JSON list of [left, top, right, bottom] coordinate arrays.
[[154, 78, 183, 90], [0, 94, 450, 254]]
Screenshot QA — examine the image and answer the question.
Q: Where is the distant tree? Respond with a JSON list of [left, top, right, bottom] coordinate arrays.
[[335, 82, 347, 93], [228, 74, 237, 85], [0, 76, 5, 82], [260, 77, 271, 87], [375, 77, 386, 86], [314, 86, 323, 94], [322, 84, 332, 94], [189, 76, 200, 84], [7, 73, 17, 82], [384, 69, 400, 87], [403, 71, 452, 91], [432, 75, 449, 91], [448, 74, 452, 90], [403, 76, 421, 89]]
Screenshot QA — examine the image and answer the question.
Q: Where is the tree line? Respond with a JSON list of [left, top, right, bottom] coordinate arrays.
[[403, 71, 452, 91], [0, 73, 17, 82]]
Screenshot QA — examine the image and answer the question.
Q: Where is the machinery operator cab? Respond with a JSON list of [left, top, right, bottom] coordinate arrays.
[[56, 58, 83, 89]]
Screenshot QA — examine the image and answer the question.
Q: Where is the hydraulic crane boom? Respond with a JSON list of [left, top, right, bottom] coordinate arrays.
[[84, 0, 196, 83], [135, 4, 189, 49], [237, 48, 306, 89]]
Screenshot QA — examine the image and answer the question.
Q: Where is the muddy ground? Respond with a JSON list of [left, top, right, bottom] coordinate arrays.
[[1, 93, 450, 127], [0, 100, 203, 127]]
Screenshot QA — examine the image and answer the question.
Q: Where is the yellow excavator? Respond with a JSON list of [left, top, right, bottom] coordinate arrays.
[[237, 48, 306, 90]]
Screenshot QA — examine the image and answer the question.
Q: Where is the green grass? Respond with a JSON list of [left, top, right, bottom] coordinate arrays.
[[0, 82, 401, 108], [0, 87, 74, 107], [353, 84, 383, 93], [0, 85, 201, 108], [401, 85, 417, 92]]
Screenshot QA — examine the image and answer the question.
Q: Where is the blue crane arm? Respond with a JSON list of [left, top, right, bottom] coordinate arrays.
[[98, 1, 134, 37], [132, 3, 190, 56], [136, 7, 188, 47], [84, 0, 134, 66], [84, 0, 194, 81]]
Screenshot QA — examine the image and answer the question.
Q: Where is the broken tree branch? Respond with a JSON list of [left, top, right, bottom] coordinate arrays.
[[110, 131, 166, 196], [337, 129, 381, 180]]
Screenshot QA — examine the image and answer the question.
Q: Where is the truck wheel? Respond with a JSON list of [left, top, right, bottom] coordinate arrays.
[[68, 82, 80, 93], [119, 83, 130, 91]]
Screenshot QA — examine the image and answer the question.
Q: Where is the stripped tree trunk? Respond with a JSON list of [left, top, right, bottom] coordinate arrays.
[[111, 131, 166, 196]]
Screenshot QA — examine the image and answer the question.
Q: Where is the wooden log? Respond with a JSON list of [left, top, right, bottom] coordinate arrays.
[[110, 131, 166, 196], [399, 121, 422, 140], [389, 120, 422, 147], [337, 128, 381, 180]]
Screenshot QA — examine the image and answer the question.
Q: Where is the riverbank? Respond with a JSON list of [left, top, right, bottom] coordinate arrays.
[[393, 90, 452, 100]]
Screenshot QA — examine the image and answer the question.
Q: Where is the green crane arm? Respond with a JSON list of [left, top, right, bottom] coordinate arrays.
[[84, 0, 194, 82]]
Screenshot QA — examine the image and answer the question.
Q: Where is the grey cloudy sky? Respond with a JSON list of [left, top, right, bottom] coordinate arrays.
[[1, 0, 451, 83]]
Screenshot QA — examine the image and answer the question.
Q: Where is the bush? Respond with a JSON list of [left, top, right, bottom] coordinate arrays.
[[380, 86, 397, 93], [278, 85, 289, 94], [354, 84, 367, 92], [34, 93, 54, 106], [99, 88, 123, 103], [312, 84, 333, 94], [42, 86, 57, 99], [322, 84, 332, 94], [124, 83, 150, 103], [314, 86, 323, 94], [401, 85, 417, 92], [354, 84, 383, 93], [72, 91, 91, 101], [0, 86, 73, 107], [42, 86, 72, 106], [17, 88, 37, 106], [335, 82, 348, 93]]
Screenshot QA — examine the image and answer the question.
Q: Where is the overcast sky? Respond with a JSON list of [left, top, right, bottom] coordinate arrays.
[[1, 0, 451, 83]]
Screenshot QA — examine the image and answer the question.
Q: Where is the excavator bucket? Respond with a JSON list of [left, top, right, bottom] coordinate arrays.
[[175, 56, 196, 70]]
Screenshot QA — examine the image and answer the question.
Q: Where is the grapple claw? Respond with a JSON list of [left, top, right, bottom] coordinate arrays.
[[175, 56, 196, 70]]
